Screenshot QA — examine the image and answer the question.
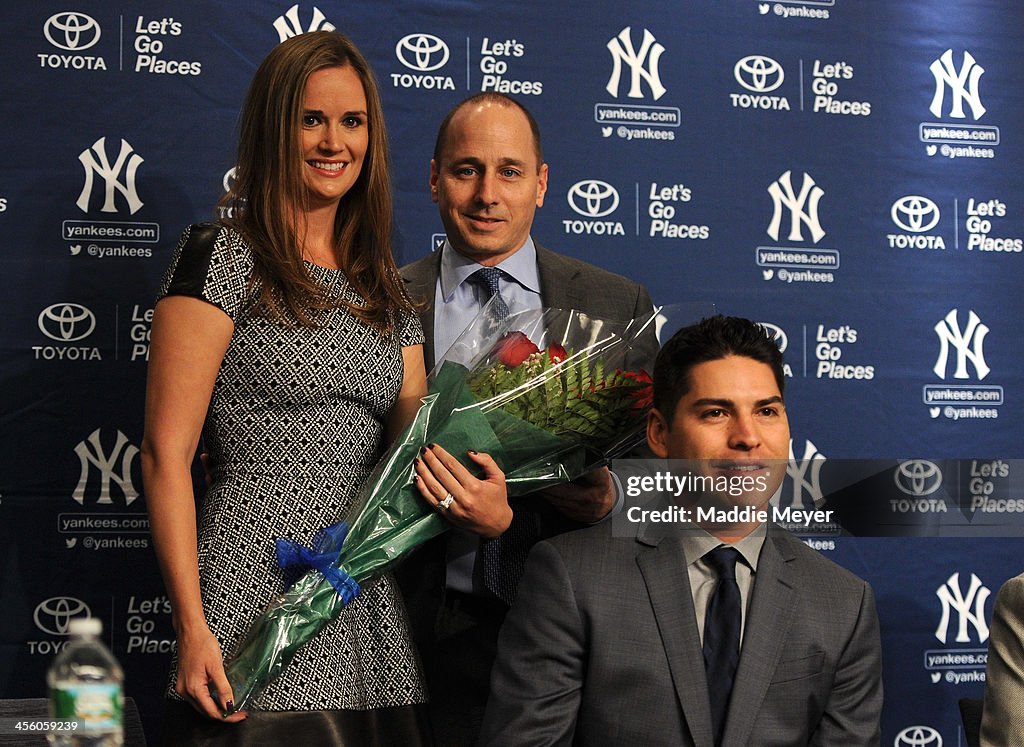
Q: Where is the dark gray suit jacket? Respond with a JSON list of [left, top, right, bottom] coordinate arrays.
[[480, 521, 883, 746], [981, 572, 1024, 747]]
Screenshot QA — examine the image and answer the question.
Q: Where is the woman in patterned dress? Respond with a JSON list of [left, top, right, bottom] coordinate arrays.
[[141, 31, 509, 744]]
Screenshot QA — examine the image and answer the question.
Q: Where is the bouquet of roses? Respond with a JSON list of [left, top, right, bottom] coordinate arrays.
[[222, 306, 658, 711]]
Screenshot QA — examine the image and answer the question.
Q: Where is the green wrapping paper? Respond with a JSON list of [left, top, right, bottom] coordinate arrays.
[[222, 308, 657, 711]]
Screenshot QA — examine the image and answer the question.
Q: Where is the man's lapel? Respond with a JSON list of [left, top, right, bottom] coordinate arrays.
[[721, 527, 797, 746], [536, 242, 586, 311], [401, 251, 442, 370], [636, 532, 715, 747]]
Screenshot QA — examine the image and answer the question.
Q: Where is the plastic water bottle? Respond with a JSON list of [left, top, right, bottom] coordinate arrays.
[[47, 617, 124, 746]]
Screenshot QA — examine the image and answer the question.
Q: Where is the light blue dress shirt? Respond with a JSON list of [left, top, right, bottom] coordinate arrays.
[[432, 238, 544, 369]]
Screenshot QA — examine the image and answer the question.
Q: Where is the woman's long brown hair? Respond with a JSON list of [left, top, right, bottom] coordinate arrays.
[[220, 31, 413, 331]]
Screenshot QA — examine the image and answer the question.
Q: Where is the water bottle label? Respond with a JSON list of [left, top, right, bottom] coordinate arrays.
[[51, 683, 123, 732]]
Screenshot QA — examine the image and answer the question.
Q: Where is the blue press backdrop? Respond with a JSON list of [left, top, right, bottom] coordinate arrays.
[[2, 2, 1022, 744]]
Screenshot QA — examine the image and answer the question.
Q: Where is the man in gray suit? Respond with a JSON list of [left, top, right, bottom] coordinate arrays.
[[481, 316, 883, 746], [982, 571, 1024, 746], [398, 93, 657, 744]]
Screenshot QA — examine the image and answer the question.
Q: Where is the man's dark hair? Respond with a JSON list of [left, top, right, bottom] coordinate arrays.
[[432, 92, 544, 166], [652, 315, 785, 420]]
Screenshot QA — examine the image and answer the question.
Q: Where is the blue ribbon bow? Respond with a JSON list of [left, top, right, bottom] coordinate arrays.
[[275, 520, 361, 604]]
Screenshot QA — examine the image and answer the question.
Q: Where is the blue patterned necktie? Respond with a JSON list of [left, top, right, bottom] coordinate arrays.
[[703, 545, 742, 746], [469, 267, 510, 322], [469, 266, 534, 604]]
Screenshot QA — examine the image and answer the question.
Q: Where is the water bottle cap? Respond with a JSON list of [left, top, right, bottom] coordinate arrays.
[[68, 617, 102, 637]]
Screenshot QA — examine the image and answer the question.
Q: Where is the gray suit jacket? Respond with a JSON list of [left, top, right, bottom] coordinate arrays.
[[981, 572, 1024, 747], [480, 521, 883, 746]]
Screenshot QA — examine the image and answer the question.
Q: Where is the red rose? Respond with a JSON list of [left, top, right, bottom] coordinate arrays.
[[493, 331, 540, 367], [623, 369, 654, 411], [547, 343, 568, 364]]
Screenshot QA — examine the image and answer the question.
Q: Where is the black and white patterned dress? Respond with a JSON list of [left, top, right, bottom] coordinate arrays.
[[158, 224, 426, 710]]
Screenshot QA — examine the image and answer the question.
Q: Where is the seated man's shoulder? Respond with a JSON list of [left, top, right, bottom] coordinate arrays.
[[538, 521, 637, 575], [1005, 570, 1024, 588], [995, 571, 1024, 602], [776, 529, 872, 593], [548, 518, 616, 549]]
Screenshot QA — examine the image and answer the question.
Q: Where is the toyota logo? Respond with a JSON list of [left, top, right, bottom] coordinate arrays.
[[33, 597, 92, 636], [894, 725, 942, 747], [44, 12, 101, 52], [567, 180, 619, 218], [38, 303, 96, 342], [396, 33, 449, 72], [734, 55, 784, 93], [894, 460, 943, 497], [891, 196, 940, 233], [758, 322, 788, 353]]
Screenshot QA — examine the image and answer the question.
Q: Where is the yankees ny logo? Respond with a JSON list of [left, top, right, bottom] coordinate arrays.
[[929, 49, 986, 120], [606, 27, 666, 100], [77, 138, 144, 215], [273, 4, 335, 42], [72, 429, 140, 506], [935, 572, 990, 644], [766, 171, 825, 243], [933, 308, 990, 380], [785, 439, 826, 510]]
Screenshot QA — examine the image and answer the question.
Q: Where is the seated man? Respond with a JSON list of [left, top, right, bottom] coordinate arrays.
[[481, 315, 883, 746], [981, 571, 1024, 747]]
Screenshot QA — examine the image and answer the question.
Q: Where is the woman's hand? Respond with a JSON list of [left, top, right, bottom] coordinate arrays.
[[143, 295, 242, 722], [414, 445, 512, 538], [175, 622, 247, 722]]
